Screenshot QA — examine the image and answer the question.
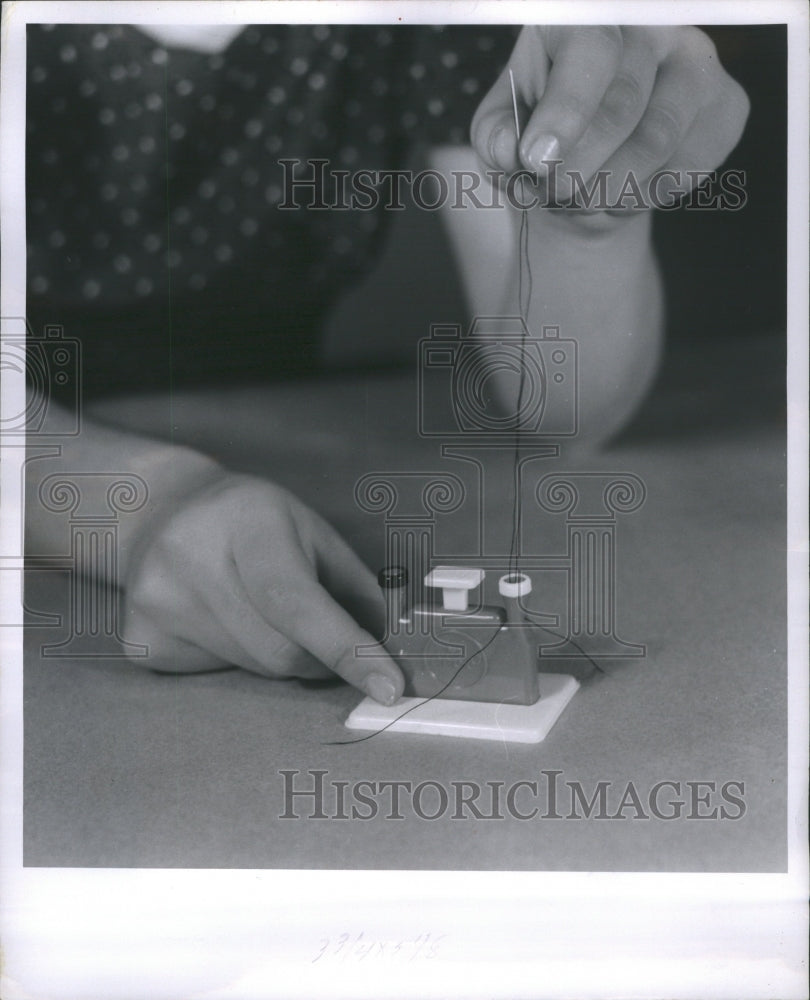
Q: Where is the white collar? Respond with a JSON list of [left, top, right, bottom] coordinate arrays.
[[136, 24, 244, 54]]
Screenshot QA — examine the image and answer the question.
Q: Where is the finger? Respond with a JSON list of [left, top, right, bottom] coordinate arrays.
[[130, 546, 334, 680], [124, 612, 228, 673], [280, 577, 404, 704], [646, 75, 751, 205], [130, 600, 331, 681], [470, 29, 552, 172], [252, 634, 333, 680], [215, 592, 333, 680], [599, 48, 713, 206], [518, 26, 624, 175], [559, 29, 658, 199], [306, 513, 387, 637], [237, 544, 404, 704]]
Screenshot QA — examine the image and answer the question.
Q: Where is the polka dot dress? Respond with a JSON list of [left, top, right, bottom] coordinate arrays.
[[26, 24, 517, 394]]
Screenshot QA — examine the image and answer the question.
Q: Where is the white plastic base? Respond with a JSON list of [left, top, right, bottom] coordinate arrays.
[[345, 673, 579, 744]]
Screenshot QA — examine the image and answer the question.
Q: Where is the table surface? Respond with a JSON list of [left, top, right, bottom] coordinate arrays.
[[23, 335, 788, 870]]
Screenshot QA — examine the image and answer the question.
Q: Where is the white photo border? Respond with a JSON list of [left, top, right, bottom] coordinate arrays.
[[1, 2, 807, 998]]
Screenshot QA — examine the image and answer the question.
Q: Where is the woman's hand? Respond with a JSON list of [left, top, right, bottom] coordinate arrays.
[[122, 470, 404, 705], [472, 25, 750, 208]]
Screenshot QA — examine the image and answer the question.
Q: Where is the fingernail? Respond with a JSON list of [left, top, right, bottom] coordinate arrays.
[[364, 673, 398, 706], [525, 133, 560, 172]]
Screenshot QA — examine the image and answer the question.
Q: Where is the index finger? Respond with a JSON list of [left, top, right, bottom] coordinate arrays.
[[518, 26, 624, 173], [275, 575, 404, 706]]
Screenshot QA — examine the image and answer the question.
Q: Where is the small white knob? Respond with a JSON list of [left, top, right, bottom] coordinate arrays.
[[424, 566, 485, 611], [499, 573, 532, 599]]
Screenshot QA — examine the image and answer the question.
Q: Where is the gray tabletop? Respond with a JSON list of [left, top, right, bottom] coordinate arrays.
[[23, 336, 787, 870]]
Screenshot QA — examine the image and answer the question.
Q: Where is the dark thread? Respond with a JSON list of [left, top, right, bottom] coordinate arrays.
[[507, 202, 532, 582], [332, 84, 606, 746], [507, 67, 532, 584], [536, 626, 607, 675], [325, 627, 502, 745]]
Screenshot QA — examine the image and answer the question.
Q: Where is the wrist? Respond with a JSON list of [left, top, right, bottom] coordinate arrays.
[[535, 204, 653, 246], [522, 206, 654, 285]]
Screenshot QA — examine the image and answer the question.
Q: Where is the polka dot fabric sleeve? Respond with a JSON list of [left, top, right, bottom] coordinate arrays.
[[25, 23, 519, 396], [395, 25, 519, 147]]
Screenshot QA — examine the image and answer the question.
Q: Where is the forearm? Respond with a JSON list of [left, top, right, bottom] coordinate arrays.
[[25, 401, 223, 579], [433, 147, 664, 448]]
